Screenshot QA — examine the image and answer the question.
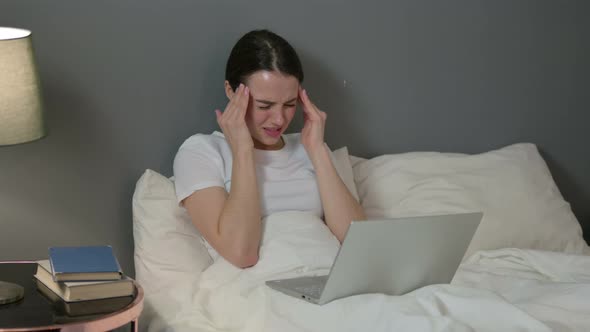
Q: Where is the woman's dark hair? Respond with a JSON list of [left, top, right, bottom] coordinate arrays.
[[225, 29, 304, 91]]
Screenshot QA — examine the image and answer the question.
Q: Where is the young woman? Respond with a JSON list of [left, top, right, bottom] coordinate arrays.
[[173, 29, 365, 268]]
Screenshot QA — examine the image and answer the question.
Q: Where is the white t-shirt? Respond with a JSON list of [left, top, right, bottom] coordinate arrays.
[[173, 131, 324, 218]]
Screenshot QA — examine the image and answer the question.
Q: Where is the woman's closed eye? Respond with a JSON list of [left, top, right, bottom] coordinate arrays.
[[257, 103, 296, 110]]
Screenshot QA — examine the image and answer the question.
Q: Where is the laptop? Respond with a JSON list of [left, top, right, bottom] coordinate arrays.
[[265, 212, 483, 305]]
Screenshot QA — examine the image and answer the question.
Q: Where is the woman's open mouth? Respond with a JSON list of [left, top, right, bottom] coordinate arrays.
[[264, 127, 282, 138]]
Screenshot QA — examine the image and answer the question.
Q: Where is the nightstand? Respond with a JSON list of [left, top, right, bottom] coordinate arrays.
[[0, 261, 143, 331]]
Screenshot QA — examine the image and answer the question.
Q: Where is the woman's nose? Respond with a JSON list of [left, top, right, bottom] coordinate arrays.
[[271, 110, 285, 125]]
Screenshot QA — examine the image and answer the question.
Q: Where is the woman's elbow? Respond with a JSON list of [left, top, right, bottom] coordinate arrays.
[[227, 251, 259, 269]]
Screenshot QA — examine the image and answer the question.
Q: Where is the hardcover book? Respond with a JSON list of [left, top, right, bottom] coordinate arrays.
[[34, 260, 133, 302], [48, 245, 122, 281], [35, 279, 134, 317]]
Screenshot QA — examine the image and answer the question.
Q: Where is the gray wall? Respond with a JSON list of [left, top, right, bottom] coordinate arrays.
[[1, 0, 588, 277]]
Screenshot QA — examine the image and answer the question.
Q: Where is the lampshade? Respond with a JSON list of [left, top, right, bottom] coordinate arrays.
[[0, 27, 46, 146], [0, 27, 45, 306]]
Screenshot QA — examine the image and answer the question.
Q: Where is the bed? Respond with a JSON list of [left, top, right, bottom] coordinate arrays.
[[132, 143, 590, 332]]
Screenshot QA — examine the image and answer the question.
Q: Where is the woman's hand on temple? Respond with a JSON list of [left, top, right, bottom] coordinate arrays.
[[215, 83, 254, 155], [299, 87, 327, 157]]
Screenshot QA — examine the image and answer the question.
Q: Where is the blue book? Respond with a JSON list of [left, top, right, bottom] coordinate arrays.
[[48, 246, 123, 282]]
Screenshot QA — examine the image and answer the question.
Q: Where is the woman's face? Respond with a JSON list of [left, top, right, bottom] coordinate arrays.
[[227, 70, 299, 150]]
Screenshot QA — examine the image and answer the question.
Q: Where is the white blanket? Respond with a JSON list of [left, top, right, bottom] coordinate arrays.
[[157, 212, 590, 332]]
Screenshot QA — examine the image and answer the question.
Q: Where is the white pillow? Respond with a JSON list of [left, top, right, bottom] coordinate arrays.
[[353, 143, 590, 259], [349, 155, 367, 169], [132, 169, 212, 330]]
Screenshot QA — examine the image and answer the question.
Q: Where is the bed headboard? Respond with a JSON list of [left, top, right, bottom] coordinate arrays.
[[1, 0, 588, 276]]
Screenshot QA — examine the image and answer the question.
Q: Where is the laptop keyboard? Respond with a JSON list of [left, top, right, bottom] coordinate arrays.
[[294, 283, 325, 298]]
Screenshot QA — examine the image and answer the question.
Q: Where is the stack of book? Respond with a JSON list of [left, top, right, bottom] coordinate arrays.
[[34, 245, 134, 304]]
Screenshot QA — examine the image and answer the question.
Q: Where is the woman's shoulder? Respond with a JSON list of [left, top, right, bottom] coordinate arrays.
[[179, 131, 226, 149], [177, 131, 230, 158]]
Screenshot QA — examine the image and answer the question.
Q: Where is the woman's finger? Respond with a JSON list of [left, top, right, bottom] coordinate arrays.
[[304, 89, 320, 112], [298, 88, 311, 113], [217, 84, 241, 125], [224, 84, 245, 121], [236, 85, 249, 117], [229, 84, 244, 111], [299, 88, 321, 120]]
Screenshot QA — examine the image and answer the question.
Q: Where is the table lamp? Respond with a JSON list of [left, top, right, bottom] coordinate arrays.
[[0, 27, 46, 305]]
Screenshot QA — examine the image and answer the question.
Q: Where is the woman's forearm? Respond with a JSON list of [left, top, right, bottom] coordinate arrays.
[[218, 149, 262, 267], [309, 144, 366, 242]]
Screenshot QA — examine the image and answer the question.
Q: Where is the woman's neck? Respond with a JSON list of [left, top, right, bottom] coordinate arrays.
[[253, 136, 285, 151]]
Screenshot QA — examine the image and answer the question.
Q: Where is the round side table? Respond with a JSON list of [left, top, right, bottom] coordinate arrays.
[[0, 261, 144, 332]]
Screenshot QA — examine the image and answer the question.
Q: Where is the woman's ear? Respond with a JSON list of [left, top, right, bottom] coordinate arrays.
[[224, 80, 234, 100]]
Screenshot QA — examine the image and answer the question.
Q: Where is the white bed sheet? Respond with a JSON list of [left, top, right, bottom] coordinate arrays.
[[147, 212, 590, 332]]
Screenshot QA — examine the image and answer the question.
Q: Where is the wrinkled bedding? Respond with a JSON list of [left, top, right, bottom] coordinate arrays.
[[147, 212, 590, 332]]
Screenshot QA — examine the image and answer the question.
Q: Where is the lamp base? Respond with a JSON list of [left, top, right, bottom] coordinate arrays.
[[0, 281, 24, 305]]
